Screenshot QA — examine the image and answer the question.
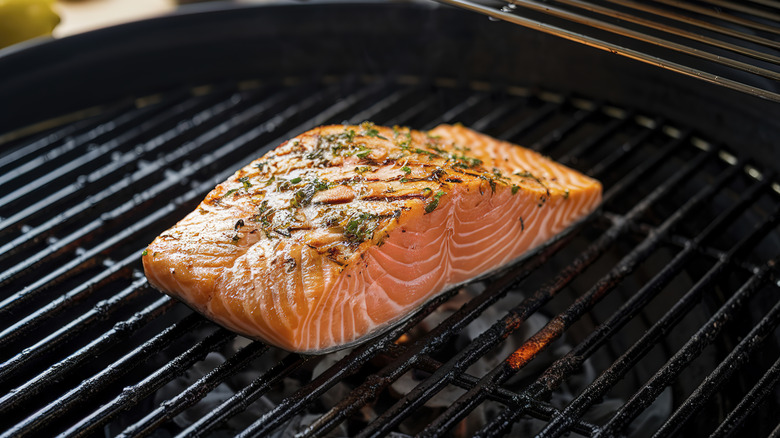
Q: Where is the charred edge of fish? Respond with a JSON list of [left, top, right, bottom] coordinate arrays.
[[284, 257, 297, 272], [360, 193, 430, 202]]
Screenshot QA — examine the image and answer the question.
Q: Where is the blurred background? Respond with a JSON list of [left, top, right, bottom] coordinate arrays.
[[0, 0, 239, 49]]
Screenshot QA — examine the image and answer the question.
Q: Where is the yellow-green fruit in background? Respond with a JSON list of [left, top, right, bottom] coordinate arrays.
[[0, 0, 60, 49]]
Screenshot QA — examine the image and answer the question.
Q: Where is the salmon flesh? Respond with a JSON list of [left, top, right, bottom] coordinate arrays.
[[142, 123, 602, 353]]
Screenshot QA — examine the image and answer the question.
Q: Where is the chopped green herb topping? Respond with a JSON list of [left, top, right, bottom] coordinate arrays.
[[290, 177, 331, 208], [414, 148, 440, 159], [425, 191, 446, 214], [223, 188, 240, 198], [515, 170, 551, 197], [142, 249, 148, 256], [239, 176, 253, 189], [512, 185, 520, 195], [401, 166, 412, 175], [354, 166, 372, 174], [344, 212, 380, 244], [290, 176, 302, 184], [361, 121, 388, 140]]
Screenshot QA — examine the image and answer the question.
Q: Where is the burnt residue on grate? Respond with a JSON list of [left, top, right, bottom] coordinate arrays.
[[0, 76, 779, 438]]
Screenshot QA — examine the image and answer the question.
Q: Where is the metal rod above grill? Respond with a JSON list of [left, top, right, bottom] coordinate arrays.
[[434, 0, 780, 102]]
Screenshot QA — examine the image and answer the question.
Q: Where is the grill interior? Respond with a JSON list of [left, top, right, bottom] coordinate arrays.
[[1, 2, 779, 437]]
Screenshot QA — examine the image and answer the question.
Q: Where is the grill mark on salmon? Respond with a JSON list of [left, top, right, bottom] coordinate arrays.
[[143, 123, 602, 353]]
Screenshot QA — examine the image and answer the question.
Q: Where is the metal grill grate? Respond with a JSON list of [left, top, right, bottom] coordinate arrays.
[[0, 76, 779, 438], [433, 0, 780, 103]]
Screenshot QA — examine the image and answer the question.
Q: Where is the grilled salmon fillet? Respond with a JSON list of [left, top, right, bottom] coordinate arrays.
[[142, 123, 602, 353]]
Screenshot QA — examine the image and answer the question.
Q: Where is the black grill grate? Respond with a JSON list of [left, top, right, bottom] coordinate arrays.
[[0, 76, 779, 438]]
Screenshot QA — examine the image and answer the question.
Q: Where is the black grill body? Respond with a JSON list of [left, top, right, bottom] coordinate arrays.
[[0, 2, 778, 437]]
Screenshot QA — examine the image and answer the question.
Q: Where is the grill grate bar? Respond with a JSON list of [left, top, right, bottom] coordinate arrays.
[[475, 171, 773, 437], [0, 251, 139, 349], [0, 190, 190, 311], [0, 92, 202, 209], [356, 137, 712, 437], [533, 172, 771, 387], [469, 100, 526, 132], [177, 353, 310, 438], [418, 151, 737, 437], [428, 93, 491, 128], [411, 353, 600, 437], [116, 341, 268, 438], [534, 209, 780, 437], [0, 273, 148, 383], [0, 291, 172, 408], [59, 328, 236, 438], [0, 296, 189, 437], [586, 119, 662, 179], [497, 100, 562, 143], [597, 260, 778, 437], [0, 88, 250, 239], [531, 105, 598, 152], [0, 86, 295, 251], [710, 356, 780, 438], [0, 98, 165, 180], [348, 86, 419, 125], [557, 109, 631, 166], [652, 300, 780, 437], [383, 95, 439, 127]]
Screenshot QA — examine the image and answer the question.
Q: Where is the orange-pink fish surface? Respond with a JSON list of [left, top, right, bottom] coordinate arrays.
[[143, 123, 602, 353]]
